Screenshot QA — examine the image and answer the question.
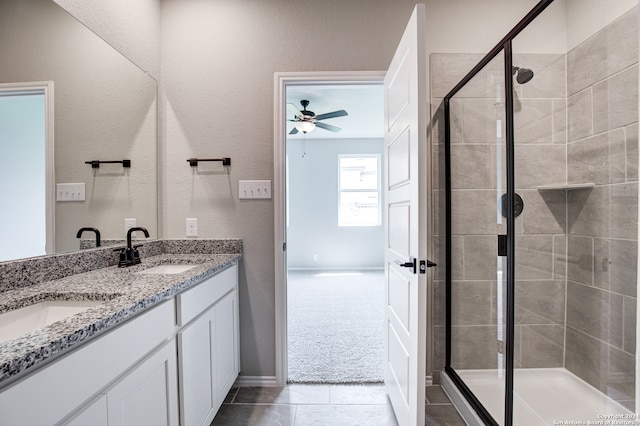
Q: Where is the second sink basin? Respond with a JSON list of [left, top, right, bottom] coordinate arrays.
[[137, 264, 197, 275], [0, 300, 103, 344]]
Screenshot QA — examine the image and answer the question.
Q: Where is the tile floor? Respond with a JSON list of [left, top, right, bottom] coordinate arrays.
[[211, 384, 466, 425]]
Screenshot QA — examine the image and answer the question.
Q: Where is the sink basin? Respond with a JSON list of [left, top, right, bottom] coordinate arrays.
[[0, 300, 103, 344], [137, 264, 197, 275]]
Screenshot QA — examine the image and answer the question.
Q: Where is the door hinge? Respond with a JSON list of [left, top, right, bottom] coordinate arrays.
[[283, 242, 287, 251]]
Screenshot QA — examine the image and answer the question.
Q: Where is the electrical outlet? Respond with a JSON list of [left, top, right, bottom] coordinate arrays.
[[124, 218, 136, 233], [186, 218, 198, 237]]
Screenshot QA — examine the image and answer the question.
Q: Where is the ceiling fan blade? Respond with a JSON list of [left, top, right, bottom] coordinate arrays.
[[315, 122, 341, 132], [287, 103, 303, 118], [315, 110, 348, 121], [289, 127, 299, 135]]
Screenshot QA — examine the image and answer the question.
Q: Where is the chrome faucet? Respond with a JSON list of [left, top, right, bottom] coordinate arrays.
[[76, 227, 101, 247], [117, 226, 150, 267]]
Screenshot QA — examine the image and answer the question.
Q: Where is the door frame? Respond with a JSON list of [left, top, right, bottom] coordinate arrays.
[[273, 71, 386, 385], [0, 81, 55, 256]]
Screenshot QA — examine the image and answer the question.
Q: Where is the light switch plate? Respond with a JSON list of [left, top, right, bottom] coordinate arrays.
[[239, 180, 272, 199], [56, 183, 85, 202]]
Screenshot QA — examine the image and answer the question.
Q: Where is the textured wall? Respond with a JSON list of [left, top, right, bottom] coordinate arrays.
[[53, 0, 160, 79], [160, 0, 419, 378]]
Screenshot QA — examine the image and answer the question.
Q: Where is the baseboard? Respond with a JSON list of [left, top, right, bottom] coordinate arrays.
[[234, 375, 279, 387], [287, 267, 384, 272]]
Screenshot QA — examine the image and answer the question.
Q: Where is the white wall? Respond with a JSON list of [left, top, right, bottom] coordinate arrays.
[[566, 0, 638, 49], [53, 0, 160, 79], [287, 138, 385, 270]]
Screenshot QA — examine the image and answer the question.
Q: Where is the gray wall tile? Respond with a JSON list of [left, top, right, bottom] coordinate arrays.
[[518, 54, 567, 99], [567, 7, 639, 95], [451, 281, 497, 326], [627, 123, 638, 181], [463, 235, 497, 280], [593, 65, 639, 134], [624, 296, 637, 354], [450, 144, 495, 189], [515, 280, 566, 325], [515, 144, 566, 188], [450, 325, 501, 369], [567, 281, 623, 348], [521, 189, 566, 235], [430, 53, 483, 98], [516, 324, 564, 368], [567, 235, 594, 286], [568, 129, 627, 185], [514, 98, 553, 143], [567, 89, 593, 141], [594, 238, 638, 297], [514, 236, 555, 280]]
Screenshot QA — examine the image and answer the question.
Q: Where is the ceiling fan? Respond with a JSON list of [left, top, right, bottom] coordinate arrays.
[[287, 100, 348, 135]]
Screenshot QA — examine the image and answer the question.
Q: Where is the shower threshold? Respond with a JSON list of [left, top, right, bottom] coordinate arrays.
[[442, 368, 632, 425]]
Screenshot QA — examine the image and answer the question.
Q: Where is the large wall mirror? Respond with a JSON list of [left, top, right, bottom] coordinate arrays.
[[0, 0, 157, 261]]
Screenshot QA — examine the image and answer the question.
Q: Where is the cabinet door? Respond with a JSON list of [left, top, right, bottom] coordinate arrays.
[[213, 290, 239, 405], [178, 309, 216, 426], [107, 340, 179, 426], [64, 395, 108, 426]]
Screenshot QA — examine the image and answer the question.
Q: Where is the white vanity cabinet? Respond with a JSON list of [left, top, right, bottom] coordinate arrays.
[[0, 300, 178, 426], [66, 340, 179, 426], [177, 264, 239, 426], [0, 262, 239, 426]]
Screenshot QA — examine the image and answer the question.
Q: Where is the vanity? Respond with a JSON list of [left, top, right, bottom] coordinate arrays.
[[0, 239, 241, 425]]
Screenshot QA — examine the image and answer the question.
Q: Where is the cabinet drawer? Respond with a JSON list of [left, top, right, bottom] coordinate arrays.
[[176, 264, 237, 326]]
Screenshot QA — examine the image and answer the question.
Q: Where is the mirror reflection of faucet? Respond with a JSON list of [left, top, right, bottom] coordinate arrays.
[[76, 227, 101, 247], [117, 227, 150, 267]]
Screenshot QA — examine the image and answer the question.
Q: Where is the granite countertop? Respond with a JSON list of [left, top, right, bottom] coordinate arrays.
[[0, 252, 240, 388]]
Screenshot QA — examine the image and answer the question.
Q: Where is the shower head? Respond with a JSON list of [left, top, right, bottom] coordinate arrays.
[[512, 66, 534, 84]]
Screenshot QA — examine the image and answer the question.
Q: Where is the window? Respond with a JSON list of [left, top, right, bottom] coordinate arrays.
[[338, 155, 381, 226]]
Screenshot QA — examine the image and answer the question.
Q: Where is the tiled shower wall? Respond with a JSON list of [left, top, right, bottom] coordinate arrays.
[[430, 7, 638, 408], [564, 7, 638, 409]]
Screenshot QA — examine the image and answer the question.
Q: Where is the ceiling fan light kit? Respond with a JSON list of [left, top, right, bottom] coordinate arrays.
[[287, 99, 348, 135]]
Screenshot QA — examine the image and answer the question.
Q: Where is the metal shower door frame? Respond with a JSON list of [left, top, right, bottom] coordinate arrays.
[[442, 0, 556, 425]]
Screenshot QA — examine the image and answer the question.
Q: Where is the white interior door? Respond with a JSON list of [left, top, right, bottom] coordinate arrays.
[[383, 5, 426, 426]]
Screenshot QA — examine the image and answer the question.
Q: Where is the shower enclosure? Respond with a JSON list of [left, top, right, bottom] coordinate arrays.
[[436, 0, 639, 424]]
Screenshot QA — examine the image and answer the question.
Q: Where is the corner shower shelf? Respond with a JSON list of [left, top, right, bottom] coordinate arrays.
[[536, 182, 595, 191]]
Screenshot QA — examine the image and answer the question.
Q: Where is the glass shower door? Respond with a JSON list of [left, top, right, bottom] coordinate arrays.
[[447, 52, 509, 424]]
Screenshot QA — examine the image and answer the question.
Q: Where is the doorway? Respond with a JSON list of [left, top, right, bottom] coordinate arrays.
[[0, 82, 54, 261], [274, 72, 386, 385]]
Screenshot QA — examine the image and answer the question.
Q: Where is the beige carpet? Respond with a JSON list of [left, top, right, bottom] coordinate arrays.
[[287, 270, 384, 383]]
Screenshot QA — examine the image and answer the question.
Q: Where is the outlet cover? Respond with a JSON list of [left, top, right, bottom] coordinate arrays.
[[186, 218, 198, 237], [124, 218, 136, 232]]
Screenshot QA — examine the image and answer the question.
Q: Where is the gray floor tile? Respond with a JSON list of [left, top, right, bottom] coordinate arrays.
[[329, 384, 390, 405], [426, 385, 452, 405], [294, 404, 398, 426], [235, 385, 331, 405], [425, 404, 467, 426], [212, 404, 296, 426]]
